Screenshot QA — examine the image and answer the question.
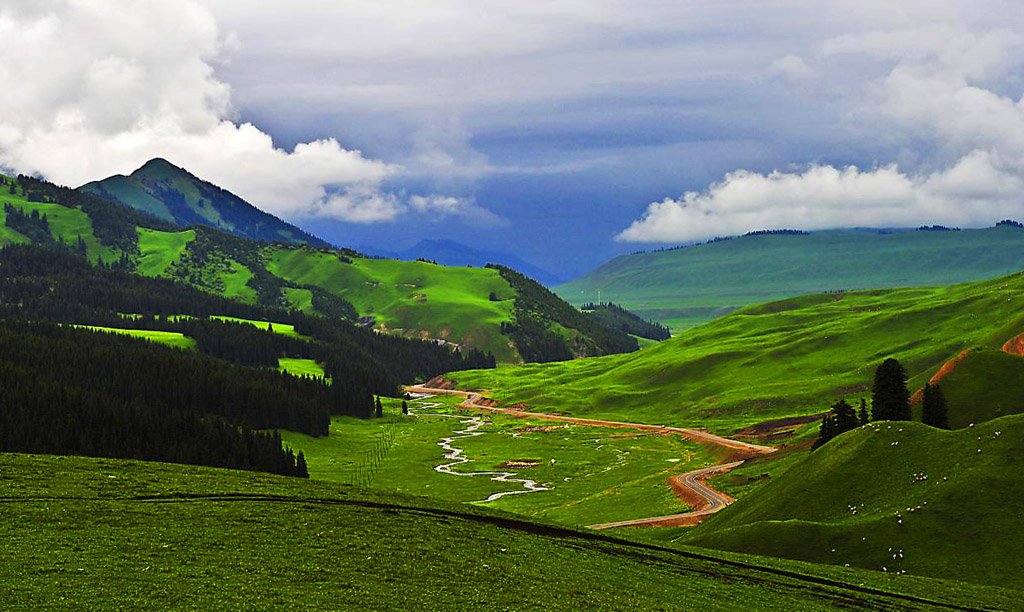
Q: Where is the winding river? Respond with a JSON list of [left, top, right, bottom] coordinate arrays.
[[408, 394, 551, 503]]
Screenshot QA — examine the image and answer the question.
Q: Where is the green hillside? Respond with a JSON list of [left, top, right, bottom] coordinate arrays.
[[677, 416, 1024, 589], [80, 158, 329, 247], [559, 227, 1024, 331], [2, 173, 633, 364], [0, 454, 1014, 611], [455, 270, 1024, 431], [925, 348, 1024, 428]]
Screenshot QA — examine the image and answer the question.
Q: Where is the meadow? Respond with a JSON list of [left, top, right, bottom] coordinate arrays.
[[455, 269, 1024, 432], [671, 415, 1024, 589], [1, 453, 1014, 611], [267, 247, 519, 361], [280, 394, 734, 527]]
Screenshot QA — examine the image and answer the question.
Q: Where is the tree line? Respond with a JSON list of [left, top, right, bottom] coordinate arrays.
[[581, 302, 671, 341], [0, 320, 316, 476], [814, 357, 950, 449], [487, 264, 638, 362]]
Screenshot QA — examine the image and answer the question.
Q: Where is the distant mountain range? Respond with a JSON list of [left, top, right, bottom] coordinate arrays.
[[359, 238, 563, 286], [80, 158, 329, 247]]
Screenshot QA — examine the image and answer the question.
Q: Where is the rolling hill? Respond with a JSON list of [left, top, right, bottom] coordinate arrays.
[[1, 172, 635, 363], [1, 453, 1014, 611], [454, 268, 1024, 431], [558, 227, 1024, 331], [678, 415, 1024, 589], [80, 158, 329, 246]]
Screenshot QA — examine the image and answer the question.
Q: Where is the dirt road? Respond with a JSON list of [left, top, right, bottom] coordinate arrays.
[[404, 385, 776, 527]]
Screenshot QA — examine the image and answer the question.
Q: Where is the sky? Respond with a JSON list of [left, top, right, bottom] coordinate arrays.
[[1, 1, 1023, 280]]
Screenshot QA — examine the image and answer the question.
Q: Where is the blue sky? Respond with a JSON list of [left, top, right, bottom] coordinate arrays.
[[2, 1, 1023, 279]]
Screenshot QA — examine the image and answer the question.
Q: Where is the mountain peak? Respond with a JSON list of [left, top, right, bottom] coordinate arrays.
[[133, 157, 188, 178]]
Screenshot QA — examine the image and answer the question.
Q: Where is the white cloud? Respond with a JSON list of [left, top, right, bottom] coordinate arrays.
[[619, 20, 1024, 242], [0, 0, 497, 226]]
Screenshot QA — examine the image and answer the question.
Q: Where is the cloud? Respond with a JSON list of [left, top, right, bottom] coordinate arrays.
[[617, 151, 1024, 242], [619, 21, 1024, 243], [768, 55, 815, 81], [0, 0, 497, 226]]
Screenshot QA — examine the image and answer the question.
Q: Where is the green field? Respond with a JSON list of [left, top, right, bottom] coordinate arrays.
[[76, 325, 197, 351], [2, 453, 1016, 610], [278, 357, 326, 379], [559, 227, 1024, 331], [135, 228, 194, 276], [926, 348, 1024, 428], [674, 415, 1024, 589], [268, 247, 518, 361], [454, 270, 1024, 432], [0, 181, 117, 263], [213, 315, 311, 341], [280, 394, 736, 526]]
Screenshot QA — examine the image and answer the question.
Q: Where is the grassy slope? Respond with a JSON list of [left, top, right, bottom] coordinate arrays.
[[135, 228, 195, 277], [1, 453, 1015, 611], [926, 348, 1024, 428], [559, 228, 1024, 330], [278, 357, 325, 379], [678, 416, 1024, 589], [454, 271, 1024, 431], [267, 247, 518, 361], [0, 182, 118, 263], [77, 325, 197, 351]]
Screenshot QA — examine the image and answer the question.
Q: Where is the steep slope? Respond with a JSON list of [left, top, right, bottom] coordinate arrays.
[[80, 158, 329, 247], [455, 270, 1024, 431], [680, 416, 1024, 589], [0, 453, 1014, 611], [559, 227, 1024, 330], [361, 238, 563, 286]]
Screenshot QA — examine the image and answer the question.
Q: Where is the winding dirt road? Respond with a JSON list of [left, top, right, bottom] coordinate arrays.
[[404, 385, 777, 527]]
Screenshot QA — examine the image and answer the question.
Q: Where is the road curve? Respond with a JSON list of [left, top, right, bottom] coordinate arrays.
[[403, 385, 776, 527], [586, 461, 744, 529]]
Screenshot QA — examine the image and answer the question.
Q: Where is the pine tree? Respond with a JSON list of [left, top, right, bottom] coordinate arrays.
[[858, 398, 869, 425], [871, 358, 911, 421], [296, 451, 309, 478], [402, 400, 409, 415], [922, 383, 950, 429], [375, 396, 384, 418]]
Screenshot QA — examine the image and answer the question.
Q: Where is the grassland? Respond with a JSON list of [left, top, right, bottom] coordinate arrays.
[[268, 247, 519, 360], [76, 325, 197, 351], [673, 415, 1024, 589], [283, 395, 749, 527], [454, 270, 1024, 432], [0, 182, 118, 263], [559, 227, 1024, 331], [2, 453, 1016, 610], [926, 348, 1024, 428], [135, 228, 194, 276], [278, 357, 326, 379]]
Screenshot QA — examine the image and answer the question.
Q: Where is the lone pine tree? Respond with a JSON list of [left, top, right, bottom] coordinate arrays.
[[871, 358, 911, 421]]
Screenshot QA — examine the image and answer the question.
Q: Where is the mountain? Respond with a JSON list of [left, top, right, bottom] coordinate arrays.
[[79, 158, 329, 247], [360, 238, 563, 286], [2, 171, 633, 364], [557, 227, 1024, 331]]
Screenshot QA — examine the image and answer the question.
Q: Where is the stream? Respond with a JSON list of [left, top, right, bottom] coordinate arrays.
[[408, 394, 552, 503]]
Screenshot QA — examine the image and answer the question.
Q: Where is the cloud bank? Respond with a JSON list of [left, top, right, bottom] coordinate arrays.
[[0, 0, 498, 226], [619, 23, 1024, 242]]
